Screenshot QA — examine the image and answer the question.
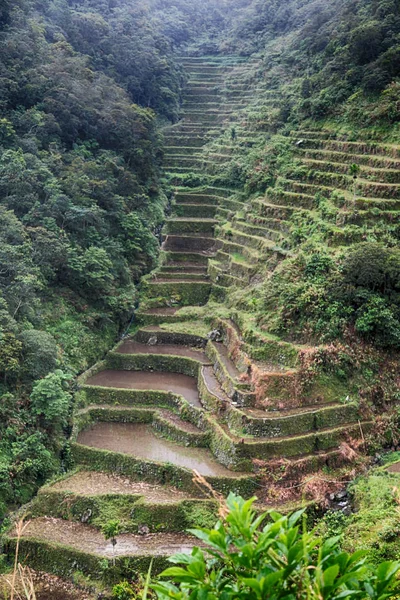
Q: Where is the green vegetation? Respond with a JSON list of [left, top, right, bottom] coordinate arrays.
[[317, 455, 400, 565], [250, 243, 400, 347], [152, 493, 400, 599], [227, 0, 400, 128], [2, 0, 400, 593], [0, 0, 237, 514]]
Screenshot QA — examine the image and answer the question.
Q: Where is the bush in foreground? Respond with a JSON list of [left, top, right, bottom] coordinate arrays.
[[152, 493, 400, 600]]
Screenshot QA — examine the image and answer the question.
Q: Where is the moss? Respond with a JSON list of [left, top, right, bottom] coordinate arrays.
[[153, 320, 212, 339], [181, 500, 217, 529], [134, 311, 183, 326], [106, 351, 201, 378], [226, 402, 360, 437], [71, 443, 258, 496], [152, 412, 209, 447], [74, 404, 208, 448], [71, 443, 199, 492], [206, 341, 255, 407], [164, 220, 216, 235], [173, 204, 217, 218], [134, 325, 208, 346], [161, 251, 209, 264], [77, 386, 186, 411], [319, 462, 400, 565], [30, 490, 217, 534], [142, 280, 211, 306], [4, 537, 171, 583], [198, 368, 226, 413]]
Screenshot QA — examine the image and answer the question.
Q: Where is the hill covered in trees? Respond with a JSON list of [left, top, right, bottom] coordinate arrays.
[[1, 0, 400, 589]]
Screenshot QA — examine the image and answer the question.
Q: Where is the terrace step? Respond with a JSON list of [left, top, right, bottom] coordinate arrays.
[[154, 271, 211, 280], [161, 234, 220, 252], [83, 369, 202, 407], [172, 203, 218, 218], [143, 280, 212, 306], [159, 263, 207, 272], [209, 262, 245, 287], [297, 147, 400, 170], [7, 518, 202, 565], [114, 339, 209, 363], [292, 135, 400, 158], [134, 324, 208, 347], [76, 421, 251, 477], [232, 220, 289, 245], [39, 470, 200, 502], [300, 158, 400, 184], [218, 226, 287, 255], [163, 218, 218, 236], [225, 401, 360, 438], [76, 404, 209, 448]]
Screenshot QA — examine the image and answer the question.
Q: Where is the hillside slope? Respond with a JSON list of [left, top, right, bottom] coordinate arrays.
[[2, 0, 400, 594]]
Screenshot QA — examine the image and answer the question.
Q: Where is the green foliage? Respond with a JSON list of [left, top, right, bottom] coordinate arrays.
[[226, 0, 400, 124], [19, 329, 58, 380], [102, 519, 122, 543], [329, 464, 400, 564], [0, 0, 183, 515], [152, 493, 400, 599], [112, 581, 136, 600], [0, 332, 22, 383], [257, 243, 400, 348], [30, 370, 72, 431]]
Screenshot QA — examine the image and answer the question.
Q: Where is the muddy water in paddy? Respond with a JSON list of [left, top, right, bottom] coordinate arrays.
[[86, 369, 201, 407], [117, 340, 209, 363], [77, 422, 239, 477]]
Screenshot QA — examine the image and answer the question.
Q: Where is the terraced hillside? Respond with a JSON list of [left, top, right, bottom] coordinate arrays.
[[4, 57, 379, 586]]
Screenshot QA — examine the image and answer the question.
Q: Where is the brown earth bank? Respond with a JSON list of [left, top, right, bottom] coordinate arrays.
[[10, 518, 200, 558], [0, 570, 97, 600], [49, 470, 197, 502]]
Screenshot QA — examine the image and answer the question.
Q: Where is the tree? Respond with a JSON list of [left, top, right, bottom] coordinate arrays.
[[19, 329, 58, 380], [152, 494, 400, 599], [67, 246, 114, 298], [30, 370, 72, 431], [0, 332, 22, 383]]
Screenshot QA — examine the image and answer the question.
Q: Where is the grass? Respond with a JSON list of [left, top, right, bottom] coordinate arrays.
[[318, 456, 400, 564]]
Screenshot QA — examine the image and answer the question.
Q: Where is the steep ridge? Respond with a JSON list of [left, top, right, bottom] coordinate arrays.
[[4, 56, 372, 585]]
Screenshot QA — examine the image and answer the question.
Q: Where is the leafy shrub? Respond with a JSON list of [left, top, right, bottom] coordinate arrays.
[[112, 581, 136, 600], [30, 370, 72, 431], [152, 493, 400, 599], [19, 329, 58, 380]]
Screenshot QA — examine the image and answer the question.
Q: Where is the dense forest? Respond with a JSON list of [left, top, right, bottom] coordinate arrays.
[[0, 0, 170, 513], [0, 0, 247, 516], [1, 0, 400, 568]]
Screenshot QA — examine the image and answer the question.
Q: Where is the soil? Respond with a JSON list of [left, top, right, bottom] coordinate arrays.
[[387, 461, 400, 473], [48, 471, 195, 502], [85, 370, 201, 407], [0, 571, 97, 600], [116, 340, 209, 363], [13, 518, 199, 557]]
